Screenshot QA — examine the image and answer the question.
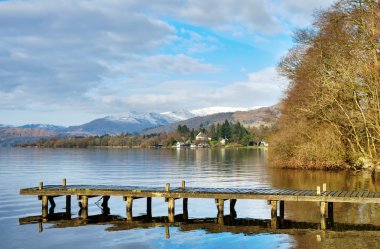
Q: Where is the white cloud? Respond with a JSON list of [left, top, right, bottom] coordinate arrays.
[[271, 0, 335, 28], [114, 54, 218, 77], [0, 0, 176, 107], [89, 67, 288, 113], [0, 0, 334, 125]]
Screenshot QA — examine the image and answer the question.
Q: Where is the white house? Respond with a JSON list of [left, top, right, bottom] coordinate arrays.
[[195, 132, 208, 141], [220, 138, 226, 145], [259, 141, 269, 147]]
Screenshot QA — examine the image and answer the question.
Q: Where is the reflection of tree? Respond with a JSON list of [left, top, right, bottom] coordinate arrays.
[[268, 168, 380, 225]]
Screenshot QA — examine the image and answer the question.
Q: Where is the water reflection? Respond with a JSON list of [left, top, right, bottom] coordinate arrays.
[[3, 148, 380, 248], [19, 209, 380, 237]]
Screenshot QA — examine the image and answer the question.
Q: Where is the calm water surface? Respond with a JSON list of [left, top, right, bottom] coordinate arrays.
[[1, 148, 380, 248]]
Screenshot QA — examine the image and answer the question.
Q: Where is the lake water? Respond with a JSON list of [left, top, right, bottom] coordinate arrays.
[[1, 148, 380, 248]]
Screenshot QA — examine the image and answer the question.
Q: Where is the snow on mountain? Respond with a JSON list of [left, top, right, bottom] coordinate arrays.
[[191, 106, 252, 117], [105, 112, 176, 125], [161, 109, 196, 121], [162, 106, 265, 121], [66, 111, 177, 135]]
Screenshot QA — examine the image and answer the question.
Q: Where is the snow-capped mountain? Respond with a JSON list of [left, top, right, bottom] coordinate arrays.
[[2, 106, 267, 139], [66, 112, 177, 135]]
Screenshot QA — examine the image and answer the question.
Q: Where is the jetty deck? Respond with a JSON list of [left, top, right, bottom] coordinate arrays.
[[20, 179, 380, 230]]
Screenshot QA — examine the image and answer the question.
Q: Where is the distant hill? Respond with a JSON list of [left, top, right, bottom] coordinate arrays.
[[18, 124, 66, 131], [143, 104, 281, 134], [0, 128, 57, 147], [64, 112, 176, 136]]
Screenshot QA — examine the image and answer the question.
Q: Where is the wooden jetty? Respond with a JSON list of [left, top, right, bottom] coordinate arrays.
[[20, 179, 380, 230]]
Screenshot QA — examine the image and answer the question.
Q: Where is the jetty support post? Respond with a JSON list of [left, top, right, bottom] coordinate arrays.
[[81, 195, 88, 220], [216, 199, 224, 225], [39, 182, 48, 219], [269, 200, 278, 229], [38, 222, 43, 233], [166, 183, 175, 222], [279, 200, 285, 224], [147, 197, 152, 217], [182, 180, 188, 220], [102, 196, 110, 208], [165, 225, 170, 240], [230, 199, 237, 218], [62, 178, 71, 215], [41, 195, 48, 219], [48, 197, 56, 214], [125, 196, 134, 221], [328, 202, 334, 227], [318, 184, 328, 230]]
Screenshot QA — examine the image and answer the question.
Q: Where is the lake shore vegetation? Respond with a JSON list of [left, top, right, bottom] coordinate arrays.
[[270, 0, 380, 170]]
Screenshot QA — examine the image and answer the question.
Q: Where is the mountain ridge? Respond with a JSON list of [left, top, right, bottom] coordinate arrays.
[[143, 104, 281, 135], [0, 105, 281, 146]]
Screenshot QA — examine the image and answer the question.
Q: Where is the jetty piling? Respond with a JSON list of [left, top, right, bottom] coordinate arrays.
[[147, 197, 152, 217], [182, 180, 188, 220], [62, 179, 71, 214], [21, 179, 380, 230]]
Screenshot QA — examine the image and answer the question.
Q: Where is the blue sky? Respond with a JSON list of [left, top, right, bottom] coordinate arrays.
[[0, 0, 335, 126]]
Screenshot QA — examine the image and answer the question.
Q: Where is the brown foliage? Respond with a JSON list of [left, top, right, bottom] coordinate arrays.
[[271, 0, 380, 169]]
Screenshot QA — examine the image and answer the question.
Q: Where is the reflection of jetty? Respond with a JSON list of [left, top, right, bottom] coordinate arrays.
[[20, 180, 380, 230], [19, 212, 380, 236]]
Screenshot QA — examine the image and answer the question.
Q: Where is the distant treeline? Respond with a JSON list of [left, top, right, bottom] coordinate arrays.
[[17, 120, 274, 148]]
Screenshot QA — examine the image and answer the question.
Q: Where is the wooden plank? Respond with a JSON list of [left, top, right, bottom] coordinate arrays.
[[282, 190, 295, 195], [19, 184, 380, 205], [356, 191, 366, 197], [338, 191, 348, 197], [276, 190, 289, 195], [295, 190, 308, 196], [352, 191, 360, 197], [361, 191, 370, 198], [333, 191, 343, 197], [325, 191, 336, 196]]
